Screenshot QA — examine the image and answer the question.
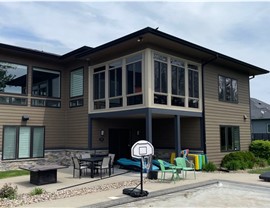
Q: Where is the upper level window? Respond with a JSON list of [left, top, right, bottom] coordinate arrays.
[[188, 64, 199, 108], [93, 66, 105, 109], [0, 62, 27, 95], [154, 53, 167, 105], [70, 68, 83, 98], [32, 68, 60, 98], [220, 126, 240, 152], [126, 54, 143, 105], [171, 58, 185, 107], [109, 60, 122, 108], [219, 75, 238, 103]]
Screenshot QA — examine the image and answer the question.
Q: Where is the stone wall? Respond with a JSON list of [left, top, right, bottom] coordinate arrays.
[[0, 149, 109, 171]]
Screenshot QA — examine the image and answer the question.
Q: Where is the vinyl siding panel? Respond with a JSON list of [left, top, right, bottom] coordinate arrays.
[[204, 64, 251, 165]]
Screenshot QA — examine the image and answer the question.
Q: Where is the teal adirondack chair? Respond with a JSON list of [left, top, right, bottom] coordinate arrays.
[[174, 157, 196, 179], [158, 159, 178, 183]]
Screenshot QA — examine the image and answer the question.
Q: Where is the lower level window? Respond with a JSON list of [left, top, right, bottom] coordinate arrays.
[[2, 126, 45, 160], [220, 126, 240, 152]]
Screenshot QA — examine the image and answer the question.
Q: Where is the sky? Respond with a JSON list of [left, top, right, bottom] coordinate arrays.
[[0, 1, 270, 103]]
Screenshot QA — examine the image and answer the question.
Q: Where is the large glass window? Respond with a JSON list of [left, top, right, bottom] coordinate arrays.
[[70, 68, 83, 98], [188, 64, 199, 108], [0, 62, 27, 94], [2, 126, 45, 160], [126, 54, 143, 105], [32, 68, 60, 98], [219, 75, 238, 103], [154, 53, 167, 105], [109, 60, 122, 108], [171, 58, 185, 107], [93, 66, 105, 109], [220, 126, 240, 152]]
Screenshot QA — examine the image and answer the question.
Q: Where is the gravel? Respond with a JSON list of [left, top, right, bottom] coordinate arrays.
[[0, 179, 148, 207]]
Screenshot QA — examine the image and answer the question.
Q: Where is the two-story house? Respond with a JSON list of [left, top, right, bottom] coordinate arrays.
[[0, 27, 268, 168]]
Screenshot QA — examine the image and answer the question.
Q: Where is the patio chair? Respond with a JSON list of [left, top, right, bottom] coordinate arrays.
[[71, 157, 89, 178], [174, 157, 196, 179], [108, 153, 115, 174], [158, 159, 178, 183], [79, 153, 91, 166], [94, 156, 111, 179]]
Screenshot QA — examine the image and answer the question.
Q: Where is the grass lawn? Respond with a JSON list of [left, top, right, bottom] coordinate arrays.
[[0, 170, 29, 179], [248, 167, 270, 174]]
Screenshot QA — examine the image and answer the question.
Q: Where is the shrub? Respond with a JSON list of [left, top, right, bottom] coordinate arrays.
[[0, 183, 18, 200], [203, 161, 217, 172], [249, 140, 270, 161], [30, 187, 44, 196], [221, 151, 256, 170], [255, 157, 268, 167]]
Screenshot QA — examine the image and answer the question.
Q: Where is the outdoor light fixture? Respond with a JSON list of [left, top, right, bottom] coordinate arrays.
[[100, 129, 104, 136], [136, 130, 140, 136], [137, 37, 143, 42], [22, 115, 29, 121]]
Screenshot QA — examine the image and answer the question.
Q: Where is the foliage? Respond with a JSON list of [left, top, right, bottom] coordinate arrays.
[[221, 151, 256, 170], [0, 170, 29, 179], [202, 161, 217, 172], [0, 63, 16, 91], [248, 166, 270, 174], [254, 157, 268, 168], [0, 183, 18, 200], [249, 140, 270, 163], [30, 187, 44, 196]]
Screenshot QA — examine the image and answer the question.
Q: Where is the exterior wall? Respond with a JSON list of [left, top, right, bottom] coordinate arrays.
[[204, 64, 251, 165], [181, 117, 201, 149], [252, 120, 270, 133]]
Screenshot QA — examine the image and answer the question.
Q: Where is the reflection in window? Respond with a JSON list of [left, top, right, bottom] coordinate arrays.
[[93, 66, 105, 110], [0, 62, 27, 94], [70, 68, 83, 97], [109, 60, 122, 108], [188, 64, 199, 108], [31, 99, 61, 108], [32, 68, 60, 98], [219, 75, 238, 103], [0, 96, 27, 105]]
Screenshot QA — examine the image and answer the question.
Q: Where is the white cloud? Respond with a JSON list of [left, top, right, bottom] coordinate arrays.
[[0, 1, 269, 102]]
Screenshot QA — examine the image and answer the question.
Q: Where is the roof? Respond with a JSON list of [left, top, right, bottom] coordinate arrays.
[[250, 98, 270, 120], [77, 27, 269, 76]]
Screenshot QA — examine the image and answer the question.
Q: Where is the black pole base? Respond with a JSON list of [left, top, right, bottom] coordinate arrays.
[[123, 188, 149, 197]]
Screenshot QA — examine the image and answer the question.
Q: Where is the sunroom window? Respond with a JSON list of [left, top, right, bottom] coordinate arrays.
[[109, 60, 122, 108], [0, 62, 27, 95], [188, 64, 199, 108], [171, 58, 185, 107], [126, 54, 143, 106], [93, 66, 105, 109], [154, 53, 167, 105]]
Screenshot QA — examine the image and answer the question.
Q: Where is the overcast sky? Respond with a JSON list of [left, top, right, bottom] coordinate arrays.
[[0, 1, 270, 103]]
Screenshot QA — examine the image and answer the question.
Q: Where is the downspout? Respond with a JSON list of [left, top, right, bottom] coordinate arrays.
[[201, 54, 219, 155], [249, 74, 255, 141]]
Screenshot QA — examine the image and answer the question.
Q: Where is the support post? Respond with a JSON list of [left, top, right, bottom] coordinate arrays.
[[174, 115, 181, 157], [146, 109, 152, 143]]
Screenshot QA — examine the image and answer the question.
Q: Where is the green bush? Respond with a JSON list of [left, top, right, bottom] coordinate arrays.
[[255, 157, 268, 167], [249, 140, 270, 162], [221, 151, 256, 170], [0, 183, 18, 200], [203, 161, 217, 172], [30, 187, 44, 196]]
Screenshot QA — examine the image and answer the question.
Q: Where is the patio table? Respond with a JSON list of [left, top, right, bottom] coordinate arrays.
[[19, 164, 68, 185], [79, 157, 104, 178]]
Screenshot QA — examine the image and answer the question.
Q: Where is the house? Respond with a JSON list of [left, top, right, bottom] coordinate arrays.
[[0, 27, 268, 169], [250, 98, 270, 140]]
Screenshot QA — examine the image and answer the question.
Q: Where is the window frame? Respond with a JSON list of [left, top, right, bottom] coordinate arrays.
[[93, 66, 106, 110], [2, 125, 45, 160], [267, 124, 270, 133], [0, 60, 28, 95], [32, 67, 61, 99], [70, 67, 84, 98], [220, 125, 240, 152], [218, 75, 238, 103]]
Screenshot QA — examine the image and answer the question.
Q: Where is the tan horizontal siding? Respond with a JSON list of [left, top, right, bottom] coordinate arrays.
[[204, 65, 251, 166]]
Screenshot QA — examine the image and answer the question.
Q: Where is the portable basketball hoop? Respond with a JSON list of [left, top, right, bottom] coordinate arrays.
[[123, 140, 154, 198]]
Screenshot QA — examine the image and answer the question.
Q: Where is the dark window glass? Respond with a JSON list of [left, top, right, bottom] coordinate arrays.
[[70, 99, 83, 108], [109, 98, 122, 108], [189, 99, 199, 108], [171, 97, 185, 107], [154, 94, 167, 105], [109, 67, 122, 97], [154, 61, 167, 93], [0, 62, 27, 94], [94, 101, 106, 109], [0, 96, 27, 105], [31, 99, 61, 108], [32, 68, 60, 98], [94, 72, 105, 100], [188, 67, 199, 98], [219, 75, 238, 103], [127, 95, 143, 106], [220, 126, 240, 152], [127, 61, 142, 94], [172, 65, 185, 96]]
